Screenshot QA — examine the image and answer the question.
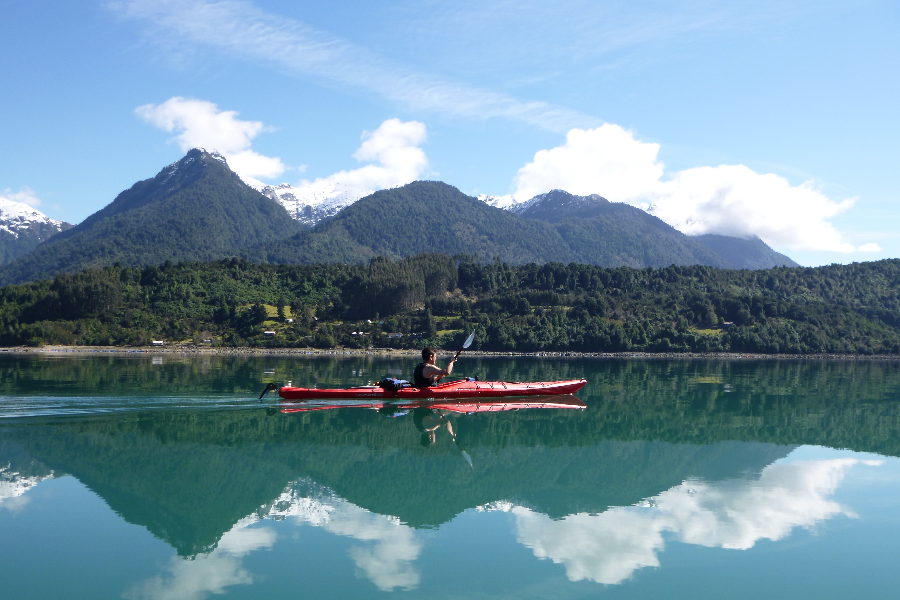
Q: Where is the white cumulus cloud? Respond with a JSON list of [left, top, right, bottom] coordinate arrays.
[[1, 186, 43, 208], [135, 97, 285, 181], [649, 166, 858, 252], [287, 118, 427, 200], [509, 125, 873, 253], [513, 124, 663, 202]]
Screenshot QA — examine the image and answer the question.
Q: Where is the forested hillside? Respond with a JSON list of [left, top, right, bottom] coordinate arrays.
[[249, 182, 797, 269], [1, 254, 897, 354], [692, 234, 799, 269], [0, 219, 73, 265], [0, 155, 798, 285], [0, 149, 300, 285], [247, 181, 573, 265]]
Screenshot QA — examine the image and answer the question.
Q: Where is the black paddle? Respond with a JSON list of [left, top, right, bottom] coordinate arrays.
[[258, 382, 277, 401]]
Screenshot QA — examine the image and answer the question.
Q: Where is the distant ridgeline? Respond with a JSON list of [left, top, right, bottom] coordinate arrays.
[[0, 149, 797, 286], [241, 183, 798, 270], [0, 253, 898, 354]]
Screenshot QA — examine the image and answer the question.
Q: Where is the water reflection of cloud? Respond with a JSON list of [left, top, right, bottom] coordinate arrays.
[[0, 494, 31, 512], [507, 459, 864, 585], [271, 487, 422, 591], [126, 482, 421, 597], [124, 524, 276, 600]]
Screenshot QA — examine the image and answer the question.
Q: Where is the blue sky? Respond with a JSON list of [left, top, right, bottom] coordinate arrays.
[[1, 0, 897, 266]]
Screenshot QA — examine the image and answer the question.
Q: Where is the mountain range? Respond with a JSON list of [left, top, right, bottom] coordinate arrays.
[[0, 149, 797, 285]]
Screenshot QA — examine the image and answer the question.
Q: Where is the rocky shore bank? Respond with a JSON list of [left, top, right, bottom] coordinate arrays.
[[2, 345, 898, 361]]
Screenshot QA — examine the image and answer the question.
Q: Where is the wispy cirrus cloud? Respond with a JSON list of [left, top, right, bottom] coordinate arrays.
[[385, 0, 809, 82], [109, 0, 596, 133]]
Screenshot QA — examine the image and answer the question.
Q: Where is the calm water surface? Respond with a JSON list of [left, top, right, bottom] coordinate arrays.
[[2, 354, 899, 599]]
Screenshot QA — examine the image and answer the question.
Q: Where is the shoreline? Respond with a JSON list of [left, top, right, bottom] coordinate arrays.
[[2, 345, 898, 361]]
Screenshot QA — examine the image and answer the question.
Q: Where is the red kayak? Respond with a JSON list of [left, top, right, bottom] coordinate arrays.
[[281, 394, 587, 414], [278, 378, 586, 401]]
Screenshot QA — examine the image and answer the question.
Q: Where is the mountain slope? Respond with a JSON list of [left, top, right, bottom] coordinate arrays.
[[512, 190, 798, 269], [0, 199, 73, 265], [511, 190, 727, 268], [692, 234, 799, 269], [0, 149, 300, 285]]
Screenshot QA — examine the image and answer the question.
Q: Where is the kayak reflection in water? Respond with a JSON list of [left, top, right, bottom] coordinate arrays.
[[413, 347, 456, 388], [413, 408, 454, 446]]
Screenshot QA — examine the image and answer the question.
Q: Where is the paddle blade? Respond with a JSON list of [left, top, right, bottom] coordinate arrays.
[[258, 382, 277, 401], [462, 331, 475, 349]]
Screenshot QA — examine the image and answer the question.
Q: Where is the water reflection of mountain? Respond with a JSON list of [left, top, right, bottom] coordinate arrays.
[[2, 355, 898, 558], [2, 407, 790, 556], [0, 440, 54, 508]]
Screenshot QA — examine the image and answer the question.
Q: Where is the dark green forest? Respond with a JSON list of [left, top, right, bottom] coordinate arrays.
[[1, 253, 898, 354]]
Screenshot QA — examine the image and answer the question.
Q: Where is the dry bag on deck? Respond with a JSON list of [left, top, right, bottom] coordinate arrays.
[[378, 377, 410, 392]]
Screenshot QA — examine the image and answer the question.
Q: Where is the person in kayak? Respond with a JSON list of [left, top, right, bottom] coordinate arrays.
[[413, 347, 456, 388]]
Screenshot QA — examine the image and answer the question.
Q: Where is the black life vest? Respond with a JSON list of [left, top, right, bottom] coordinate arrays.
[[413, 362, 435, 388]]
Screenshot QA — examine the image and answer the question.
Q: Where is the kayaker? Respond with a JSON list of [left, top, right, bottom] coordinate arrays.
[[413, 347, 456, 388]]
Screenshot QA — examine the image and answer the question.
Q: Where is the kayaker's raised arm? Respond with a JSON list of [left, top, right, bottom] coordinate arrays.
[[413, 347, 456, 388]]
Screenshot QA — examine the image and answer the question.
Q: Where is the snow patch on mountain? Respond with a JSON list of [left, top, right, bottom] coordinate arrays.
[[478, 189, 609, 215], [508, 189, 609, 215], [478, 194, 518, 210], [0, 198, 68, 238], [252, 180, 372, 227]]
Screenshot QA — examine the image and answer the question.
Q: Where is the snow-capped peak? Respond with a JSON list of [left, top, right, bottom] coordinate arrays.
[[0, 198, 67, 239], [196, 148, 228, 165], [159, 148, 230, 185]]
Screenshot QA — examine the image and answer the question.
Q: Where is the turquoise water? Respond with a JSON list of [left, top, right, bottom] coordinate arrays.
[[1, 355, 899, 599]]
